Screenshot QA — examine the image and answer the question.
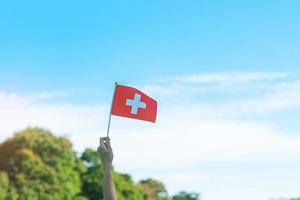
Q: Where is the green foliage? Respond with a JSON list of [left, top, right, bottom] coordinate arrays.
[[138, 178, 169, 200], [114, 172, 144, 200], [80, 148, 104, 200], [0, 128, 85, 200], [172, 191, 200, 200], [0, 171, 9, 199], [113, 172, 143, 200]]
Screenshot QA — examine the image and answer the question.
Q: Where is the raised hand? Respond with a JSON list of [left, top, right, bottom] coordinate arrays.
[[98, 137, 114, 164]]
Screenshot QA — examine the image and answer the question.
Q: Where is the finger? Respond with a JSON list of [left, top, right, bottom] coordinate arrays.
[[105, 138, 112, 151], [103, 137, 111, 149], [99, 146, 106, 152], [100, 137, 108, 151]]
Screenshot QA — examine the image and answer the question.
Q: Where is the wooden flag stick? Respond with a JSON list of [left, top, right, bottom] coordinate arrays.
[[106, 82, 118, 138]]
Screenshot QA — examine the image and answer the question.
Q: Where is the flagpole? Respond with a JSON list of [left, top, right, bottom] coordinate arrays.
[[106, 82, 118, 138]]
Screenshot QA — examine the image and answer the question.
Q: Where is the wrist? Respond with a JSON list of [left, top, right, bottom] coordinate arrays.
[[103, 162, 112, 169]]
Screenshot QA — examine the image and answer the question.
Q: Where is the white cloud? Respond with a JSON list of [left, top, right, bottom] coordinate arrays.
[[112, 109, 300, 171], [0, 91, 108, 149], [170, 72, 290, 84], [143, 72, 293, 99], [144, 72, 300, 115], [155, 172, 300, 200]]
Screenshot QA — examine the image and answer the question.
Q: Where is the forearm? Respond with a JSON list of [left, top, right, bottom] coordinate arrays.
[[103, 162, 117, 200]]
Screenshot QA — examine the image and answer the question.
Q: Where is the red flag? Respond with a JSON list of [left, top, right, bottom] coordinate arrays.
[[111, 84, 157, 123]]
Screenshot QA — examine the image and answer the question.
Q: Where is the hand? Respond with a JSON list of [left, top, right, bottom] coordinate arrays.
[[97, 137, 114, 164]]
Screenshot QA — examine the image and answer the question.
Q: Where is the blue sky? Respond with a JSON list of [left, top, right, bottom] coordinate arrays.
[[1, 1, 300, 200], [1, 0, 300, 92]]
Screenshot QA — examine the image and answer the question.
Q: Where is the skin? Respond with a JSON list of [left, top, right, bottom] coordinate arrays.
[[97, 137, 117, 200]]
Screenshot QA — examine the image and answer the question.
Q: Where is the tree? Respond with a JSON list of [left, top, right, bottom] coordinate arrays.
[[114, 172, 145, 200], [138, 178, 169, 200], [172, 191, 200, 200], [0, 171, 9, 199], [80, 148, 104, 199], [0, 128, 85, 200], [0, 171, 18, 200]]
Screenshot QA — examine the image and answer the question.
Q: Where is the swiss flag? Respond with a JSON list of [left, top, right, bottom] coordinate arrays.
[[111, 84, 157, 123]]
